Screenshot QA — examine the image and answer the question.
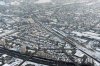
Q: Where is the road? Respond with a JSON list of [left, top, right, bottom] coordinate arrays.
[[31, 14, 100, 64], [0, 47, 75, 66]]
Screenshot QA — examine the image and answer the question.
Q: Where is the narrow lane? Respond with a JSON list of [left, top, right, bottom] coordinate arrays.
[[31, 14, 100, 63], [0, 47, 75, 66]]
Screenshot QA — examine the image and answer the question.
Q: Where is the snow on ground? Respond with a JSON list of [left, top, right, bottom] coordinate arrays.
[[0, 1, 6, 5], [65, 44, 71, 49], [53, 37, 63, 42], [94, 60, 100, 66], [3, 64, 10, 66], [0, 30, 15, 37], [86, 0, 100, 5], [74, 50, 84, 57], [2, 54, 8, 57], [82, 32, 100, 36], [21, 61, 48, 66], [72, 31, 82, 37], [95, 52, 100, 60], [68, 37, 100, 62], [75, 37, 87, 43], [35, 0, 51, 4], [72, 31, 100, 41], [9, 58, 23, 66], [11, 1, 20, 6], [86, 2, 95, 5], [96, 48, 100, 52], [2, 57, 23, 66]]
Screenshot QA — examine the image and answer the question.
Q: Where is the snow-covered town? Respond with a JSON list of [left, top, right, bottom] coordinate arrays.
[[0, 0, 100, 66]]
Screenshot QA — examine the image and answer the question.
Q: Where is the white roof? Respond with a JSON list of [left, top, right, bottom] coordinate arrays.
[[74, 50, 84, 57], [90, 36, 100, 40], [0, 62, 2, 65], [2, 54, 8, 57], [21, 61, 47, 66], [3, 64, 10, 66], [82, 32, 100, 36], [72, 31, 82, 36]]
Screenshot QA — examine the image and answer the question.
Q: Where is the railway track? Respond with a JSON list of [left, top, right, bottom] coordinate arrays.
[[0, 14, 99, 65], [0, 47, 75, 66], [31, 14, 100, 64]]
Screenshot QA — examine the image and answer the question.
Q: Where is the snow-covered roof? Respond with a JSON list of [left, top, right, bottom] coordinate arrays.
[[11, 1, 20, 5], [21, 61, 47, 66], [9, 58, 23, 66], [2, 54, 8, 57], [72, 31, 100, 41], [0, 62, 2, 65], [82, 32, 100, 37], [90, 36, 100, 40], [35, 0, 51, 4], [94, 60, 100, 66], [3, 64, 10, 66], [74, 50, 84, 57], [72, 31, 82, 37], [75, 38, 87, 43], [86, 2, 95, 5], [0, 1, 6, 5], [53, 37, 62, 42]]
